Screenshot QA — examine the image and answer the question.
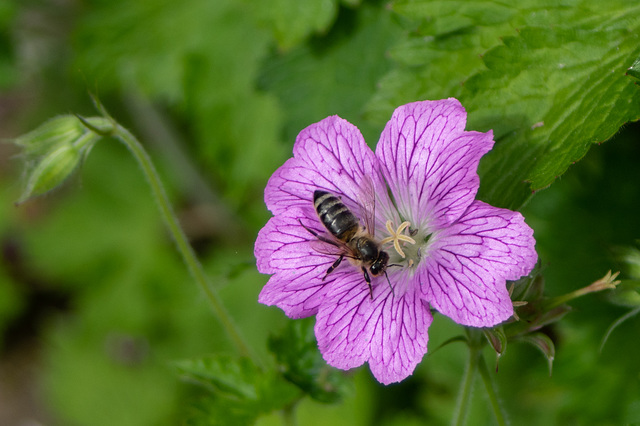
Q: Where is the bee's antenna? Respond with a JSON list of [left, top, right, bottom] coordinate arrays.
[[384, 271, 395, 298]]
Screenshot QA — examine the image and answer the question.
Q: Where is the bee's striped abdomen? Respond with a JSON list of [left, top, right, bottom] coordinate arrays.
[[313, 190, 359, 242]]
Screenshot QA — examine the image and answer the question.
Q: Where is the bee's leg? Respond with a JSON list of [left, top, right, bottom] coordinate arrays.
[[323, 255, 344, 280], [362, 267, 373, 299], [299, 219, 319, 237]]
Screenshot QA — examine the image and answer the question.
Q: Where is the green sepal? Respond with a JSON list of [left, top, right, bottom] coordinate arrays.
[[483, 326, 507, 372], [509, 266, 545, 302], [507, 302, 572, 338], [483, 326, 507, 358], [513, 332, 555, 376]]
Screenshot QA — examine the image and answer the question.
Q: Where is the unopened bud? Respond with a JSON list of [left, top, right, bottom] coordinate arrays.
[[13, 115, 108, 203]]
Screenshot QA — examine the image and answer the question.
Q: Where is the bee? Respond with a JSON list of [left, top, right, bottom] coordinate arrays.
[[300, 189, 391, 299]]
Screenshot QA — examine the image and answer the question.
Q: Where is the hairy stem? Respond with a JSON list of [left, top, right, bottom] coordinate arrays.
[[113, 123, 255, 363], [453, 346, 480, 426], [478, 353, 507, 426], [281, 401, 299, 426]]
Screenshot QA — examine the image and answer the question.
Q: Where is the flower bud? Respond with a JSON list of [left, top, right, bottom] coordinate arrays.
[[14, 115, 106, 203]]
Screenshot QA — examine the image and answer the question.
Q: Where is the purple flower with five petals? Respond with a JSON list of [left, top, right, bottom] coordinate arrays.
[[255, 99, 537, 384]]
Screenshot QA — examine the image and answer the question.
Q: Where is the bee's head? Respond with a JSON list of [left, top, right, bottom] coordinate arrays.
[[369, 250, 389, 276]]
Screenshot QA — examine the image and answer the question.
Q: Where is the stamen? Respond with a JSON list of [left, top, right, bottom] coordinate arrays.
[[380, 220, 417, 258]]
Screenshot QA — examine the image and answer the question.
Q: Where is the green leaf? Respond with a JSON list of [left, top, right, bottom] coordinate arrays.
[[366, 0, 570, 122], [471, 23, 640, 206], [174, 355, 261, 399], [254, 0, 340, 50], [73, 0, 287, 207], [627, 56, 640, 80], [182, 395, 257, 426], [74, 0, 257, 103], [259, 3, 404, 144], [367, 0, 640, 209], [174, 355, 300, 424], [268, 317, 353, 403]]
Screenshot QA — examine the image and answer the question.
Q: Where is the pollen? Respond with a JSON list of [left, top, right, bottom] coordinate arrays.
[[380, 220, 417, 258]]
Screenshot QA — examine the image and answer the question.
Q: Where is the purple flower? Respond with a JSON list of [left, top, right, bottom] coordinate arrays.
[[255, 99, 537, 384]]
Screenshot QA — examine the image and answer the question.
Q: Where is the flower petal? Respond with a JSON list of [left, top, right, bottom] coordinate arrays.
[[315, 273, 432, 385], [255, 207, 335, 318], [265, 116, 380, 216], [419, 200, 537, 327], [376, 99, 494, 229]]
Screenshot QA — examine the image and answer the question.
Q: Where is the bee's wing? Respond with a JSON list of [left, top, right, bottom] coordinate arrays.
[[298, 217, 350, 259], [309, 238, 346, 257], [357, 175, 377, 236], [310, 235, 354, 257]]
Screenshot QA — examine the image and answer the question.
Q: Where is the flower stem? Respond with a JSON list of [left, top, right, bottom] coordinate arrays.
[[453, 345, 480, 426], [478, 353, 507, 426], [545, 270, 621, 310], [281, 401, 299, 426], [113, 123, 255, 363]]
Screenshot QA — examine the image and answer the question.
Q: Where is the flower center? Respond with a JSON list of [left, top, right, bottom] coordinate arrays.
[[380, 220, 416, 259], [380, 220, 434, 271]]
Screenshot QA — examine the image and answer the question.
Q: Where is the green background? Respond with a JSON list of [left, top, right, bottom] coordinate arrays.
[[0, 0, 639, 424]]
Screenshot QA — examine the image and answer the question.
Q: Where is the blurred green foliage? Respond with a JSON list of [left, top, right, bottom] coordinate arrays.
[[368, 0, 640, 210], [1, 0, 639, 425], [173, 354, 301, 425]]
